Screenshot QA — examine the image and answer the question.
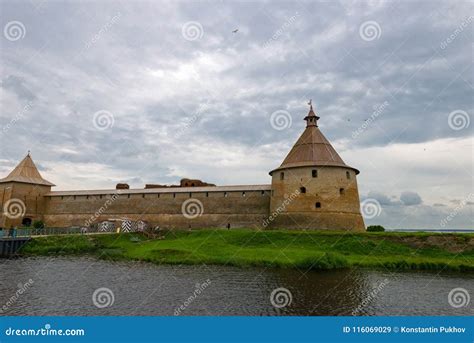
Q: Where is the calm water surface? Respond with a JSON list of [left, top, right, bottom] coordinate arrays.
[[0, 257, 472, 316]]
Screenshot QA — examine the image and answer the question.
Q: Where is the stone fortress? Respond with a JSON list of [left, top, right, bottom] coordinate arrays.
[[0, 103, 365, 232]]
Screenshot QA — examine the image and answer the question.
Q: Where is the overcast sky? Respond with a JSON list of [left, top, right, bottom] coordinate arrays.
[[0, 0, 472, 229]]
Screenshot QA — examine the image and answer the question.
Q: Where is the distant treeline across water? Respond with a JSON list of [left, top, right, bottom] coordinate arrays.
[[387, 229, 474, 233]]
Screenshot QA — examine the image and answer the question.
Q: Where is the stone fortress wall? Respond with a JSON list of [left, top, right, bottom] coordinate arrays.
[[41, 186, 271, 229], [0, 104, 366, 232]]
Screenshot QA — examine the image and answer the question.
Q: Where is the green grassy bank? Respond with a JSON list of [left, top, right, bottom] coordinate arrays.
[[20, 230, 474, 272]]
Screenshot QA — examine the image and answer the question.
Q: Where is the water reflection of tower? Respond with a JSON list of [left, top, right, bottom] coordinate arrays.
[[266, 268, 369, 316]]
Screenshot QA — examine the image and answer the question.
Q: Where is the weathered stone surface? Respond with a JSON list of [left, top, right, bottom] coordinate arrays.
[[145, 178, 216, 189], [269, 166, 365, 231], [180, 178, 216, 187], [43, 190, 271, 228], [0, 182, 51, 228], [0, 105, 365, 232], [116, 183, 130, 189]]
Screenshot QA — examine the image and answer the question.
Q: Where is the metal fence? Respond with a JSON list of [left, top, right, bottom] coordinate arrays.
[[1, 227, 103, 238], [0, 220, 148, 238]]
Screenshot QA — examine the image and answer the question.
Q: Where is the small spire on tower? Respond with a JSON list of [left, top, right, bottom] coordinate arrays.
[[27, 150, 31, 156], [304, 99, 320, 127]]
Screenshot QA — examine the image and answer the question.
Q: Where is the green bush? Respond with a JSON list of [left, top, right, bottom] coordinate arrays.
[[367, 225, 385, 232], [33, 220, 45, 229]]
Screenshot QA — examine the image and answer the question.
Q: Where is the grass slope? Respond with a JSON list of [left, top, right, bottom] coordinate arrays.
[[20, 230, 474, 271]]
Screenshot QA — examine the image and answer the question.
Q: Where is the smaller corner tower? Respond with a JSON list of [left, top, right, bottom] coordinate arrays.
[[0, 152, 55, 228], [268, 101, 365, 231]]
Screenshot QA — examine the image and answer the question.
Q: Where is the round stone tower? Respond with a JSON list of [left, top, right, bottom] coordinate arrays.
[[268, 102, 365, 231]]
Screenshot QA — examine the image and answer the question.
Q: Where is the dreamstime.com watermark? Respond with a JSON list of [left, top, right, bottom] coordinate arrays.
[[270, 110, 292, 131], [352, 101, 389, 139], [448, 287, 470, 308], [263, 189, 300, 227], [262, 12, 300, 49], [174, 279, 212, 315], [0, 279, 34, 314], [440, 15, 473, 50], [181, 21, 204, 41], [84, 193, 120, 227], [93, 110, 115, 131], [360, 198, 382, 219], [83, 12, 122, 50], [352, 278, 389, 315], [5, 324, 85, 337], [181, 199, 204, 219], [3, 20, 26, 41], [3, 198, 26, 219], [1, 101, 33, 135], [92, 287, 115, 308], [359, 20, 381, 41], [440, 193, 473, 228], [448, 110, 470, 131], [270, 287, 292, 308], [175, 100, 210, 138]]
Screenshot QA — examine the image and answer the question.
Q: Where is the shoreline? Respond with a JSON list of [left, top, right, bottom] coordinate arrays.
[[18, 229, 474, 272]]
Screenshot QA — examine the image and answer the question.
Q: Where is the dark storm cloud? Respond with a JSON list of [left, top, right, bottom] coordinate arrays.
[[1, 75, 36, 101], [363, 191, 422, 208], [364, 191, 399, 206], [362, 190, 471, 229], [400, 191, 423, 206]]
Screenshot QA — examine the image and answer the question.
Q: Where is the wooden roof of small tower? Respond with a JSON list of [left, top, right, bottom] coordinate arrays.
[[270, 101, 359, 175], [304, 99, 320, 127], [0, 152, 55, 186]]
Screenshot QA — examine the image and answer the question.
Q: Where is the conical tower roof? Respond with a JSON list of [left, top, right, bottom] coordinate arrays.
[[270, 103, 359, 175], [0, 153, 55, 186]]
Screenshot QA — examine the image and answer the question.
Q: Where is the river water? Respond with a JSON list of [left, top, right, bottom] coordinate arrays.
[[0, 257, 472, 316]]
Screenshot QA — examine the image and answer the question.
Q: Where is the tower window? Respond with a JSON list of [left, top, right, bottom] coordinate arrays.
[[315, 202, 321, 208], [300, 187, 306, 194], [261, 191, 265, 196], [280, 172, 284, 180], [224, 192, 228, 197], [173, 193, 176, 198], [189, 192, 192, 198], [340, 188, 345, 195], [312, 169, 318, 178], [346, 171, 351, 179], [142, 194, 145, 198], [206, 192, 209, 197], [242, 192, 246, 197]]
